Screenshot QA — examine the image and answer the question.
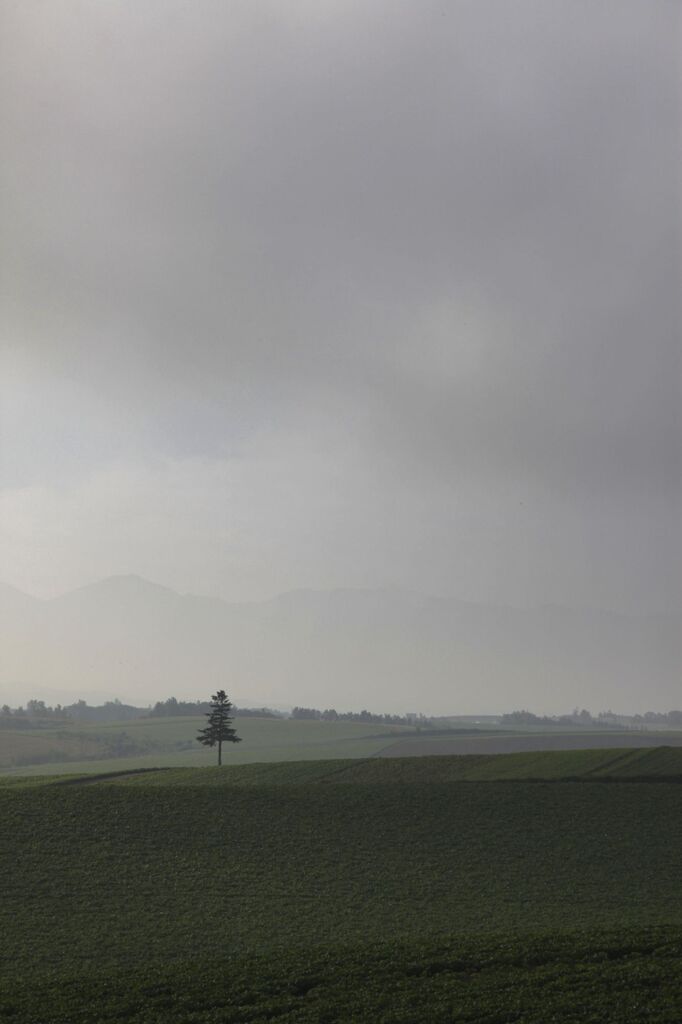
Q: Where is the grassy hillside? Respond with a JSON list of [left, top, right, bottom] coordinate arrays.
[[3, 712, 679, 776], [378, 729, 682, 758], [1, 751, 682, 1021], [5, 744, 678, 787], [0, 715, 412, 774]]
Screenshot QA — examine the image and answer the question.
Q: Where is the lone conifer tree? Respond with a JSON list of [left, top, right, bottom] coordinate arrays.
[[196, 690, 241, 766]]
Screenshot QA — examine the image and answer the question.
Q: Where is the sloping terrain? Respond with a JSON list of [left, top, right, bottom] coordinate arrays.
[[3, 711, 679, 777], [3, 777, 682, 956], [376, 730, 682, 758], [37, 744, 682, 786], [2, 752, 681, 1021], [0, 715, 409, 774]]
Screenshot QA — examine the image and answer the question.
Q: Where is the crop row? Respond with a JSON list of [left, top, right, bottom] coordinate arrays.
[[2, 781, 681, 975], [2, 928, 682, 1023]]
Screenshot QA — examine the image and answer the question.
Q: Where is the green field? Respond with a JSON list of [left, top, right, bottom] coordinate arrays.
[[0, 716, 413, 775], [2, 749, 682, 1021], [3, 713, 679, 777], [87, 744, 682, 785]]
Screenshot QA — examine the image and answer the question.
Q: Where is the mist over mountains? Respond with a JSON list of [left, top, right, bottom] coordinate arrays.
[[1, 575, 678, 715]]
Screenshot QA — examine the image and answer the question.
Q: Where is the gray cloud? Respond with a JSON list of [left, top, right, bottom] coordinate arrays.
[[1, 0, 679, 617]]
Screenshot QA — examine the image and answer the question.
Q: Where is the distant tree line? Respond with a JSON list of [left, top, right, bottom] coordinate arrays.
[[631, 710, 682, 727], [149, 697, 280, 719], [2, 699, 681, 731], [0, 699, 142, 728], [149, 697, 210, 716], [290, 706, 432, 727], [1, 699, 69, 724], [501, 708, 682, 729], [0, 696, 282, 728]]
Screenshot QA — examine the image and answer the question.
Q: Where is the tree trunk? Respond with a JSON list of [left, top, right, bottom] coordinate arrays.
[[218, 738, 222, 766]]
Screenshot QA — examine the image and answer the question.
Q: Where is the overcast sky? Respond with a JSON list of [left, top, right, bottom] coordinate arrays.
[[1, 0, 680, 614]]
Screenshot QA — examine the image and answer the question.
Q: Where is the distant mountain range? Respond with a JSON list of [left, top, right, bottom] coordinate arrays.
[[1, 575, 679, 713]]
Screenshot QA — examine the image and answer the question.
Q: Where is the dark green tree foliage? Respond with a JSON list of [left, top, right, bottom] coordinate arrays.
[[196, 690, 241, 765]]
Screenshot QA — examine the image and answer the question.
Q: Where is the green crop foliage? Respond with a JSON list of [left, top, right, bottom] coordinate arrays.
[[10, 743, 678, 787], [2, 929, 682, 1023], [1, 753, 681, 1021]]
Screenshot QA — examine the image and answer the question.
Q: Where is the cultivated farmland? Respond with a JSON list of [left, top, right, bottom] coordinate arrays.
[[1, 749, 681, 1021]]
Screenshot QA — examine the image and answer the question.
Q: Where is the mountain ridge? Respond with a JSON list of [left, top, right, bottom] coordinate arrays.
[[1, 573, 675, 621], [1, 575, 679, 714]]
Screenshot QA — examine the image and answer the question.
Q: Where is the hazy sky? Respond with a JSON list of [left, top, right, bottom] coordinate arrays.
[[1, 0, 680, 613]]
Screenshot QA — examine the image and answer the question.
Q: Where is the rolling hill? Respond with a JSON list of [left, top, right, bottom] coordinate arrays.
[[1, 750, 681, 1022]]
